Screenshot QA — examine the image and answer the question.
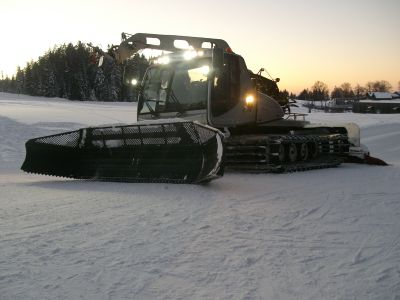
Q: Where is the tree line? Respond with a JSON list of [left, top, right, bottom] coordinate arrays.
[[0, 42, 148, 101], [297, 80, 396, 101], [0, 42, 398, 102]]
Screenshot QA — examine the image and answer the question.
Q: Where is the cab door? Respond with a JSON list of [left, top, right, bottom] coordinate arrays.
[[208, 52, 257, 128]]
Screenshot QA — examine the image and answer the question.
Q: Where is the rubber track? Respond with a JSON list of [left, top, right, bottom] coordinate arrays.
[[225, 134, 348, 173]]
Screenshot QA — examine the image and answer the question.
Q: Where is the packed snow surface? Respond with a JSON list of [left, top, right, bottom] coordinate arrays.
[[1, 93, 400, 299]]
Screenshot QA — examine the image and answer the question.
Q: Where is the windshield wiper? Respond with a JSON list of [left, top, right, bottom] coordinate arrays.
[[170, 90, 186, 116], [142, 97, 160, 117]]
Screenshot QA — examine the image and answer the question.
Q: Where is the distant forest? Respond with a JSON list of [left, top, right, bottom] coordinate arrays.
[[0, 42, 398, 101], [296, 80, 396, 101], [0, 42, 149, 101]]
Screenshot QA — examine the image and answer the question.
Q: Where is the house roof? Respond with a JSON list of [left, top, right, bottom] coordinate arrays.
[[367, 92, 394, 100]]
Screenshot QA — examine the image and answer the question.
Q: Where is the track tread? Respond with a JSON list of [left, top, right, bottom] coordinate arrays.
[[225, 133, 348, 173]]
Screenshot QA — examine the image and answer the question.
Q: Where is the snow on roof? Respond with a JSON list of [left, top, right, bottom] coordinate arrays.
[[392, 92, 400, 99], [367, 92, 394, 100]]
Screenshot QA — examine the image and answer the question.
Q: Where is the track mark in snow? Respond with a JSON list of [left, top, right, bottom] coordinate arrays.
[[353, 248, 365, 265], [375, 267, 395, 283], [0, 116, 83, 164], [301, 206, 322, 219], [2, 94, 400, 300]]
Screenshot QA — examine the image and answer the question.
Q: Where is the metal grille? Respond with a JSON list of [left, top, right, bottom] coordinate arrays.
[[86, 122, 193, 148], [23, 120, 224, 184], [35, 131, 80, 147], [183, 123, 199, 144], [124, 126, 142, 145], [196, 125, 219, 144], [31, 121, 220, 149], [140, 125, 166, 145]]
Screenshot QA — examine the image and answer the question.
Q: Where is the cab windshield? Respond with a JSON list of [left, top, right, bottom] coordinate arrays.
[[138, 57, 210, 116]]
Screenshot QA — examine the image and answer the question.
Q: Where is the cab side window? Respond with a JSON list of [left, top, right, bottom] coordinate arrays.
[[212, 54, 240, 116]]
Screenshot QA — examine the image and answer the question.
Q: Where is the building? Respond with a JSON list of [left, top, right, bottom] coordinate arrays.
[[366, 92, 395, 100]]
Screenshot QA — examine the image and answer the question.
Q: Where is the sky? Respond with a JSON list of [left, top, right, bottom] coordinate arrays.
[[0, 0, 399, 93]]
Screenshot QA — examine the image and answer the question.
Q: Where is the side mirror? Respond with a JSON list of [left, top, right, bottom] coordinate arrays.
[[98, 53, 115, 68]]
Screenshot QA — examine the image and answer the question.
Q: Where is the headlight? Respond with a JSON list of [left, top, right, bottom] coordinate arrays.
[[183, 50, 197, 60], [245, 95, 255, 105], [244, 94, 255, 111], [183, 50, 205, 60]]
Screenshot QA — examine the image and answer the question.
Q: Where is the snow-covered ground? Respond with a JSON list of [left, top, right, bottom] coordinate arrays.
[[1, 92, 399, 299]]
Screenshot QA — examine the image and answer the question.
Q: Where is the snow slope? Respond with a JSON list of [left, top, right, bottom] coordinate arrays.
[[1, 93, 400, 299]]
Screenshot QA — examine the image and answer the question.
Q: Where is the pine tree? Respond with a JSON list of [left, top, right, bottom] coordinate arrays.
[[15, 67, 25, 94], [1, 40, 151, 101], [94, 67, 108, 101], [24, 62, 35, 95], [297, 89, 311, 100], [109, 63, 122, 101]]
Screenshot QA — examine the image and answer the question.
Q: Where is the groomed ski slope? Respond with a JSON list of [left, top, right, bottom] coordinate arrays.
[[1, 92, 399, 300]]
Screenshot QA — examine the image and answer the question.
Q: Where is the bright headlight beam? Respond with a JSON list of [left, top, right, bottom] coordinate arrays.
[[183, 50, 205, 60], [156, 56, 170, 64], [183, 50, 197, 60], [245, 95, 255, 105]]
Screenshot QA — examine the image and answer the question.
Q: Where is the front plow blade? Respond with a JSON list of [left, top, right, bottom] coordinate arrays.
[[21, 121, 224, 183]]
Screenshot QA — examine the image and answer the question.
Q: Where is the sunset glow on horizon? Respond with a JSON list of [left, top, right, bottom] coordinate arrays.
[[1, 0, 399, 93]]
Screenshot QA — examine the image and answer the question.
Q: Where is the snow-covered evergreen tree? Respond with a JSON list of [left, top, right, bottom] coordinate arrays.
[[0, 41, 150, 101]]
